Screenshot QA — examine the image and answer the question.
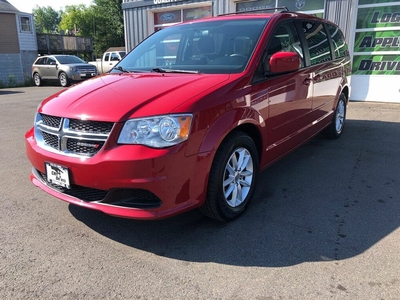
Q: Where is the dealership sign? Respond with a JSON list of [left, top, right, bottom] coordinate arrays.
[[122, 0, 185, 9], [353, 4, 400, 75]]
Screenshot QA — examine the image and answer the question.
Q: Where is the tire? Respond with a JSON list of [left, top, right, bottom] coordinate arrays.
[[200, 131, 259, 222], [324, 93, 347, 139], [33, 73, 43, 86], [58, 72, 70, 87]]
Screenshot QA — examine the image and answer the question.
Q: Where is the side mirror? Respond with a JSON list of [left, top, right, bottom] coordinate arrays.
[[269, 52, 300, 74]]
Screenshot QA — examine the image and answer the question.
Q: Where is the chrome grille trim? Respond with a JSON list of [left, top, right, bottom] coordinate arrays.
[[77, 66, 97, 72], [40, 113, 62, 130], [35, 113, 114, 158]]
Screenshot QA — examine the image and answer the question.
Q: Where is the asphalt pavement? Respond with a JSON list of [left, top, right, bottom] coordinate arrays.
[[1, 86, 399, 299]]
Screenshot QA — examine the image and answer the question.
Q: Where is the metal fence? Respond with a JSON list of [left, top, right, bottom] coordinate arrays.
[[37, 34, 93, 55]]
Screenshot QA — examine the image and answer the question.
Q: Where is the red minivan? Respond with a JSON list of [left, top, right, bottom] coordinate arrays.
[[25, 8, 351, 221]]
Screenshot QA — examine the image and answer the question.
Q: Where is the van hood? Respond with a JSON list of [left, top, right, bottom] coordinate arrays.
[[39, 73, 230, 122]]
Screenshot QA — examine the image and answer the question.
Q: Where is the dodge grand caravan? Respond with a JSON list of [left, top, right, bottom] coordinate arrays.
[[25, 8, 351, 221]]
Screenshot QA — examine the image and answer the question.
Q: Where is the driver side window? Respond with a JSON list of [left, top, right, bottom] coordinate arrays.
[[254, 21, 304, 82], [47, 58, 56, 65]]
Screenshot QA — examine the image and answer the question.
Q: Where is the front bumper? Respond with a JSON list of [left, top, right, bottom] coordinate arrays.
[[70, 71, 98, 81], [25, 128, 213, 220]]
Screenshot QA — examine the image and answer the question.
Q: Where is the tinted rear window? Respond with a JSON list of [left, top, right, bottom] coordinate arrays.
[[326, 24, 348, 59], [56, 56, 85, 64], [302, 21, 331, 65]]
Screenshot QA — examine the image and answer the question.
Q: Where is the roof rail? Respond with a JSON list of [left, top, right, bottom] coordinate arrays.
[[217, 7, 289, 17]]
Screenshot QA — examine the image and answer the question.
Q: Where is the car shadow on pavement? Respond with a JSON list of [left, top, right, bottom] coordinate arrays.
[[69, 119, 400, 267], [0, 90, 25, 95]]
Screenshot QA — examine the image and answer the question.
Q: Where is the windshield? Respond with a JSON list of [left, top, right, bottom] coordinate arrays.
[[56, 56, 86, 64], [113, 19, 269, 74]]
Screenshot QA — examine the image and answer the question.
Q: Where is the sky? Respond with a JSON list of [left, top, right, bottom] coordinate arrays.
[[8, 0, 94, 14]]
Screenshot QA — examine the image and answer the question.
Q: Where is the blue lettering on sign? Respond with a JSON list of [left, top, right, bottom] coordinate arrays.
[[160, 13, 176, 22]]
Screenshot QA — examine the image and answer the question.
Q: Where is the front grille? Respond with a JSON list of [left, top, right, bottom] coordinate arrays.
[[36, 169, 162, 208], [67, 139, 105, 155], [77, 66, 97, 73], [42, 131, 59, 149], [35, 113, 113, 158], [69, 119, 113, 134], [41, 114, 62, 129], [38, 170, 108, 201]]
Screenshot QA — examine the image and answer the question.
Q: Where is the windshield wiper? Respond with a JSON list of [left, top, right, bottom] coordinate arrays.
[[113, 66, 131, 73], [151, 67, 199, 74]]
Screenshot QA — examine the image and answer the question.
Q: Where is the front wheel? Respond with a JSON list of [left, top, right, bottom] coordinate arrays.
[[200, 131, 259, 222], [58, 72, 70, 87], [324, 93, 347, 139]]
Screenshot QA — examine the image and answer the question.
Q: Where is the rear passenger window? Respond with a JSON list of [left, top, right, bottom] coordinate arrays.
[[326, 24, 348, 59], [302, 22, 331, 65], [36, 58, 46, 65]]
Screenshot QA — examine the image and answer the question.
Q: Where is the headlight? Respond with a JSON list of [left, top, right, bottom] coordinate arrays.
[[68, 66, 77, 72], [117, 114, 193, 148]]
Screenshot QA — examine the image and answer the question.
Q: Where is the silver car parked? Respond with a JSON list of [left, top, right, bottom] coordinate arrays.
[[32, 55, 98, 87]]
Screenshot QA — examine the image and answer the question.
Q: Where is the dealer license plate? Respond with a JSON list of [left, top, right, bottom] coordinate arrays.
[[45, 162, 70, 189]]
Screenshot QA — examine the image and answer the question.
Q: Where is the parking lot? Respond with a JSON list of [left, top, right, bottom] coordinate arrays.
[[1, 86, 399, 299]]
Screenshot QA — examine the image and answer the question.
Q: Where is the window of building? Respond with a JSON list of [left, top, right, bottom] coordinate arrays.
[[153, 6, 211, 32], [277, 0, 324, 15], [236, 0, 324, 16], [236, 0, 274, 12], [20, 16, 32, 32]]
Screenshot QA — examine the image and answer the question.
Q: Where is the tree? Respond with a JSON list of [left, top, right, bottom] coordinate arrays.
[[33, 1, 125, 57], [59, 5, 94, 37], [33, 6, 61, 34], [91, 0, 125, 57]]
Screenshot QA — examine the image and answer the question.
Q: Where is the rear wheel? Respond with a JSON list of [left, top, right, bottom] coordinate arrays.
[[324, 93, 347, 139], [200, 131, 259, 222], [33, 73, 42, 86], [58, 72, 70, 87]]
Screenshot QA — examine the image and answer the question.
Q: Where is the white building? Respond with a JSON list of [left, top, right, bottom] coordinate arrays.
[[122, 0, 400, 103]]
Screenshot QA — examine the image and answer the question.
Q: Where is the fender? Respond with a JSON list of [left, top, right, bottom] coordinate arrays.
[[197, 107, 262, 154], [332, 63, 350, 110]]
